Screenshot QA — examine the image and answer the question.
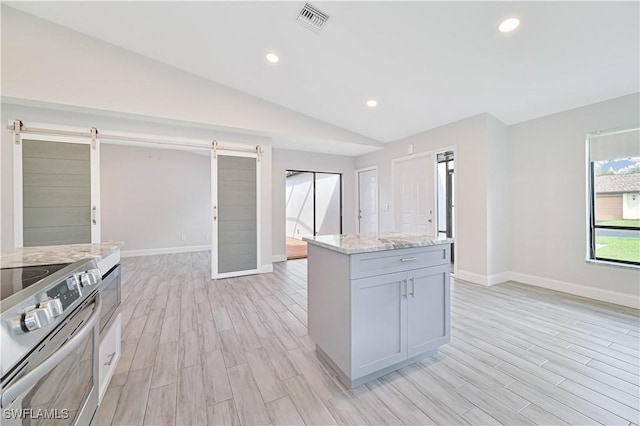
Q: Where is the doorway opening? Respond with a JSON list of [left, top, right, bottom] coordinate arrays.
[[437, 150, 455, 264], [285, 170, 342, 259]]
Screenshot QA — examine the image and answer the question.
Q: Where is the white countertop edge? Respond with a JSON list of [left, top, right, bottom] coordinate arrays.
[[303, 233, 453, 255], [0, 242, 124, 269]]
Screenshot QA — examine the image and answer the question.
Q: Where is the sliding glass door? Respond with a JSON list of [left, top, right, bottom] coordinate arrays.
[[285, 170, 342, 240]]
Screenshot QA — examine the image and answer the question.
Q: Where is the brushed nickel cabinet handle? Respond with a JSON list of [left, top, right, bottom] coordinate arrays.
[[400, 257, 416, 262]]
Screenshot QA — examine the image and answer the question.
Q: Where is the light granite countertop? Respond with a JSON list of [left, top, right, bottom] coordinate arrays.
[[303, 233, 453, 255], [0, 242, 123, 268]]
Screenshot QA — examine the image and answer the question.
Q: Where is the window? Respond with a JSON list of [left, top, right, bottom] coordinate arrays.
[[587, 127, 640, 266]]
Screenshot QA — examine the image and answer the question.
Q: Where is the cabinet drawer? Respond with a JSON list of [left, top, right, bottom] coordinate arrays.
[[350, 244, 450, 279], [99, 313, 121, 402]]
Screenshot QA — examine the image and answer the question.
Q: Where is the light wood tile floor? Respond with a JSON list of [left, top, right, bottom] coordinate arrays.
[[100, 252, 640, 425]]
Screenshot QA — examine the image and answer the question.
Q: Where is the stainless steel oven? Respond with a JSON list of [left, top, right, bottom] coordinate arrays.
[[1, 259, 102, 425]]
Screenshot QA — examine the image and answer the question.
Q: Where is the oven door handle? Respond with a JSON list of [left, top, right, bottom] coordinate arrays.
[[1, 295, 101, 408]]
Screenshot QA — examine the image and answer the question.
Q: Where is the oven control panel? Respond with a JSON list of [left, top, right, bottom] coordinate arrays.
[[47, 276, 82, 310], [18, 268, 101, 333], [20, 279, 82, 332], [1, 258, 101, 378]]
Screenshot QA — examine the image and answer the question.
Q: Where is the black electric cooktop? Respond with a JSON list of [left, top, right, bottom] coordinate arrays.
[[0, 263, 71, 302]]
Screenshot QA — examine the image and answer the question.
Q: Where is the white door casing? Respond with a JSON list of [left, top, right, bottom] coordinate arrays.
[[356, 167, 379, 233], [392, 153, 436, 236], [13, 132, 101, 247], [211, 148, 261, 279]]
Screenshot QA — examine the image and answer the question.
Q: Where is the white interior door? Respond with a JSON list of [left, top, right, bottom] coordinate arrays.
[[357, 168, 378, 233], [393, 154, 435, 236], [211, 149, 261, 279], [13, 133, 101, 247]]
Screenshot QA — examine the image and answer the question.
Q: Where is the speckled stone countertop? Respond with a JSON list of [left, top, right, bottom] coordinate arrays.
[[303, 233, 453, 255], [0, 242, 123, 268]]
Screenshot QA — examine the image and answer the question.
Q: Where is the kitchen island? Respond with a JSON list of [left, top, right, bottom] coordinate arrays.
[[303, 233, 453, 387]]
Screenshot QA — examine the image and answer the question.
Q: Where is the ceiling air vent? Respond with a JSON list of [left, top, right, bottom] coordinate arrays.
[[296, 3, 330, 33]]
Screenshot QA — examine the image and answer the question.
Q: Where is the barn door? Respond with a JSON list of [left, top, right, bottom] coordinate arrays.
[[14, 132, 101, 247], [211, 147, 261, 279]]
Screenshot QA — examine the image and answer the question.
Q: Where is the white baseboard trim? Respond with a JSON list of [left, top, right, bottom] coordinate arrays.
[[455, 271, 511, 286], [487, 272, 511, 286], [455, 270, 490, 286], [261, 264, 274, 273], [272, 254, 287, 263], [509, 272, 640, 310], [454, 269, 638, 309], [121, 245, 211, 258]]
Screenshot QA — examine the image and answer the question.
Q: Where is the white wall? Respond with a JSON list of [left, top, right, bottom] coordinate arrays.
[[0, 102, 269, 249], [509, 93, 640, 306], [273, 149, 355, 261], [1, 104, 274, 269], [486, 114, 510, 280], [355, 101, 639, 307], [101, 144, 211, 253], [355, 114, 492, 281], [1, 6, 379, 150], [315, 173, 341, 235]]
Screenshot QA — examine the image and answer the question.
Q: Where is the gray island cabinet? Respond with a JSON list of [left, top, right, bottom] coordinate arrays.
[[303, 233, 453, 387]]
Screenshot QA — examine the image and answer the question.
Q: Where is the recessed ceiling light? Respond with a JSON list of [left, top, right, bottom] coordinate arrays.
[[266, 53, 279, 63], [366, 99, 378, 107], [498, 18, 520, 33]]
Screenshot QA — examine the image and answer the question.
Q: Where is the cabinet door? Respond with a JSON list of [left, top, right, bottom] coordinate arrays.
[[99, 314, 121, 402], [407, 264, 450, 358], [351, 271, 407, 378]]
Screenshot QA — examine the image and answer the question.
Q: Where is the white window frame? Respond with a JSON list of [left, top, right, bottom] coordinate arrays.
[[585, 127, 640, 268]]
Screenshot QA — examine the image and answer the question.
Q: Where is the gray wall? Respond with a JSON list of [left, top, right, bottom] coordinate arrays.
[[100, 144, 211, 252]]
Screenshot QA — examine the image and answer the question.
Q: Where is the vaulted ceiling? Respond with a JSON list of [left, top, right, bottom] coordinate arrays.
[[7, 1, 640, 143]]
